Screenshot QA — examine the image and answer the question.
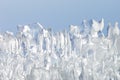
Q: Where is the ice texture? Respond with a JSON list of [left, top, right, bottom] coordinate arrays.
[[0, 19, 120, 80]]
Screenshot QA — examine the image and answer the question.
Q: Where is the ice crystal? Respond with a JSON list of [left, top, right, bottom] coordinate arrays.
[[0, 19, 120, 80]]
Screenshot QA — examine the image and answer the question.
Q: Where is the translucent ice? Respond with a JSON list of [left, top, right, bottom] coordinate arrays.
[[0, 19, 120, 80]]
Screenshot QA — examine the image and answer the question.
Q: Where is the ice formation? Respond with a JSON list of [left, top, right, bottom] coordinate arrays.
[[0, 19, 120, 80]]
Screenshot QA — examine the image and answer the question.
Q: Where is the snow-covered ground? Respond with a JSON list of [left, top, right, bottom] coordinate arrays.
[[0, 19, 120, 80]]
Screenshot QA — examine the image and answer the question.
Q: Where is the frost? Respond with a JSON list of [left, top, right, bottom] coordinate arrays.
[[0, 19, 120, 80]]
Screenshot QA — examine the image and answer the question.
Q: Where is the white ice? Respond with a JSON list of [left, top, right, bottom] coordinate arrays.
[[0, 19, 120, 80]]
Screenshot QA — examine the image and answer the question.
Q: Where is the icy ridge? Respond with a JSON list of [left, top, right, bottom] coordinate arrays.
[[0, 19, 120, 80]]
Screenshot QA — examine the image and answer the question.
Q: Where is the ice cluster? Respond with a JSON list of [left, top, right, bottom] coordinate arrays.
[[0, 19, 120, 80]]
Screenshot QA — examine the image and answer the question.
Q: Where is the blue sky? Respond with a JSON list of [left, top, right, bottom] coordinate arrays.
[[0, 0, 120, 34]]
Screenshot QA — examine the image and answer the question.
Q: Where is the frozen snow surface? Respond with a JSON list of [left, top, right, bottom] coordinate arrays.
[[0, 19, 120, 80]]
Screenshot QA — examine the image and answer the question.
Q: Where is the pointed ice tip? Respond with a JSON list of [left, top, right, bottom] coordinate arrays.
[[23, 25, 31, 33], [92, 19, 95, 23], [17, 25, 22, 29], [5, 31, 14, 36], [36, 22, 44, 29], [101, 18, 104, 23], [101, 18, 104, 21], [82, 19, 88, 27], [69, 25, 73, 29], [83, 19, 87, 23], [82, 19, 87, 24], [92, 19, 98, 25], [0, 34, 2, 37], [115, 22, 119, 26]]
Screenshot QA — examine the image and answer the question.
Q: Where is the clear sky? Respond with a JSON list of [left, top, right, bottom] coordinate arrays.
[[0, 0, 120, 34]]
